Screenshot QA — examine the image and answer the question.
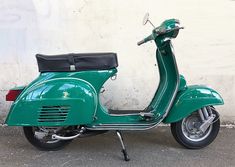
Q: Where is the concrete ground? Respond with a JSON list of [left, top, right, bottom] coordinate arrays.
[[0, 127, 234, 167]]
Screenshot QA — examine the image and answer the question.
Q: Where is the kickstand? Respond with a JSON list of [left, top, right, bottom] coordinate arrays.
[[116, 130, 130, 161]]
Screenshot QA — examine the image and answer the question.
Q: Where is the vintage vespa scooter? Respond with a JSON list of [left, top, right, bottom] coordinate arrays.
[[4, 14, 223, 161]]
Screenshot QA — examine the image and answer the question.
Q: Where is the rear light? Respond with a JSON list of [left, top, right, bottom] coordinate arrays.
[[6, 89, 23, 101]]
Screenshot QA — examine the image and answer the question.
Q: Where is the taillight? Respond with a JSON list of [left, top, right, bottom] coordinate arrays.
[[6, 89, 23, 101]]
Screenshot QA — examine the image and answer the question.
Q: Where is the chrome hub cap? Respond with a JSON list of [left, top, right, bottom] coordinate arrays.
[[181, 112, 212, 142], [33, 127, 63, 143]]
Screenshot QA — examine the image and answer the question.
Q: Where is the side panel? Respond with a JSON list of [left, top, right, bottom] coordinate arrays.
[[163, 85, 224, 123], [6, 78, 97, 126]]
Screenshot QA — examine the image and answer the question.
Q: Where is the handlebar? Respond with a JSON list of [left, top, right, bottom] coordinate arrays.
[[137, 34, 154, 46], [137, 26, 184, 46], [137, 39, 145, 46]]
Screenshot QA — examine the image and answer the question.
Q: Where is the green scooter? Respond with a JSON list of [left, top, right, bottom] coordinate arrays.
[[4, 14, 224, 161]]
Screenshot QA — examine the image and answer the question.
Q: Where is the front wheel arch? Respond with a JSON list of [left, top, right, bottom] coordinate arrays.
[[163, 85, 224, 124]]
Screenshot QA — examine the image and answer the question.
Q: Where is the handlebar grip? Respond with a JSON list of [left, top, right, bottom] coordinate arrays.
[[137, 39, 145, 46]]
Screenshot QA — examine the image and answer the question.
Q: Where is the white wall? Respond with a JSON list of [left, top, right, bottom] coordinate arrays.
[[0, 0, 235, 123]]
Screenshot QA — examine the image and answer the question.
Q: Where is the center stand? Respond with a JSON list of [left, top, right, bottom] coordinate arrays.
[[116, 130, 130, 161]]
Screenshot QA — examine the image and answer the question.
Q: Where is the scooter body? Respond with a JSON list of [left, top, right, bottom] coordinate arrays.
[[5, 33, 223, 129], [3, 16, 224, 161]]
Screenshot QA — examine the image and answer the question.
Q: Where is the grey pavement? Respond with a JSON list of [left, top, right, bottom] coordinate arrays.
[[0, 127, 234, 167]]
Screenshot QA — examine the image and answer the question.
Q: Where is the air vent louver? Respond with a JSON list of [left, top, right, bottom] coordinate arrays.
[[38, 106, 70, 123]]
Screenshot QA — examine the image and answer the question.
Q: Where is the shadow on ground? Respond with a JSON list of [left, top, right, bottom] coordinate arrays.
[[0, 127, 234, 167]]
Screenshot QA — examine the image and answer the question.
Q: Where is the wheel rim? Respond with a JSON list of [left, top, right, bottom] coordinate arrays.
[[181, 112, 213, 142], [33, 126, 63, 143]]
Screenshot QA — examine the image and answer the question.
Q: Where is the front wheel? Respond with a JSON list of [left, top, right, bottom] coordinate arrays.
[[171, 106, 220, 149], [23, 126, 73, 151]]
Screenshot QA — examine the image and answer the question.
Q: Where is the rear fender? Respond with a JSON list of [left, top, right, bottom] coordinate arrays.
[[163, 85, 224, 123], [5, 78, 97, 126]]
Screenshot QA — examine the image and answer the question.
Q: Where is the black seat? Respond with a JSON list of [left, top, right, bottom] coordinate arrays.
[[36, 53, 118, 72]]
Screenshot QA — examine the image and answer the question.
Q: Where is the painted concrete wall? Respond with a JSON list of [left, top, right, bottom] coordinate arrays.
[[0, 0, 234, 123]]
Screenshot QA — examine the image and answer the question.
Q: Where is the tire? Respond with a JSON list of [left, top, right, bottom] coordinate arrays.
[[170, 106, 220, 149], [23, 126, 73, 151]]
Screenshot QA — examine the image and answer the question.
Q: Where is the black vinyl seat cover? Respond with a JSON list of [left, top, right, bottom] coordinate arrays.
[[36, 53, 118, 72]]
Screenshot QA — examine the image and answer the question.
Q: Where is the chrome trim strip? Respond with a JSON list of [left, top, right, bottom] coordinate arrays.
[[97, 123, 156, 126], [87, 122, 160, 131], [87, 125, 158, 131], [159, 42, 180, 119], [108, 113, 141, 116]]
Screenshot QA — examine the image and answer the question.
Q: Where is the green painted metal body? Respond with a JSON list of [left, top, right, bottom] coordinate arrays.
[[6, 70, 116, 126], [5, 19, 224, 128], [163, 85, 223, 123]]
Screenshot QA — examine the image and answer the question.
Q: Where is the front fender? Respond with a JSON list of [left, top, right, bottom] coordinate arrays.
[[163, 85, 224, 123], [6, 78, 97, 126]]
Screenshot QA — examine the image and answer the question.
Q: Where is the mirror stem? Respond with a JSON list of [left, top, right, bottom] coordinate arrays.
[[148, 20, 155, 28]]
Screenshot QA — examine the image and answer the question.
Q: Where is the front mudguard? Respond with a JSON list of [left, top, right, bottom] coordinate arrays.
[[163, 85, 224, 123], [5, 78, 98, 126]]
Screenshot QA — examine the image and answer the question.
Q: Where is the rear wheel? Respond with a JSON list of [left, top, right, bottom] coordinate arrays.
[[23, 126, 73, 151], [171, 106, 220, 149]]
